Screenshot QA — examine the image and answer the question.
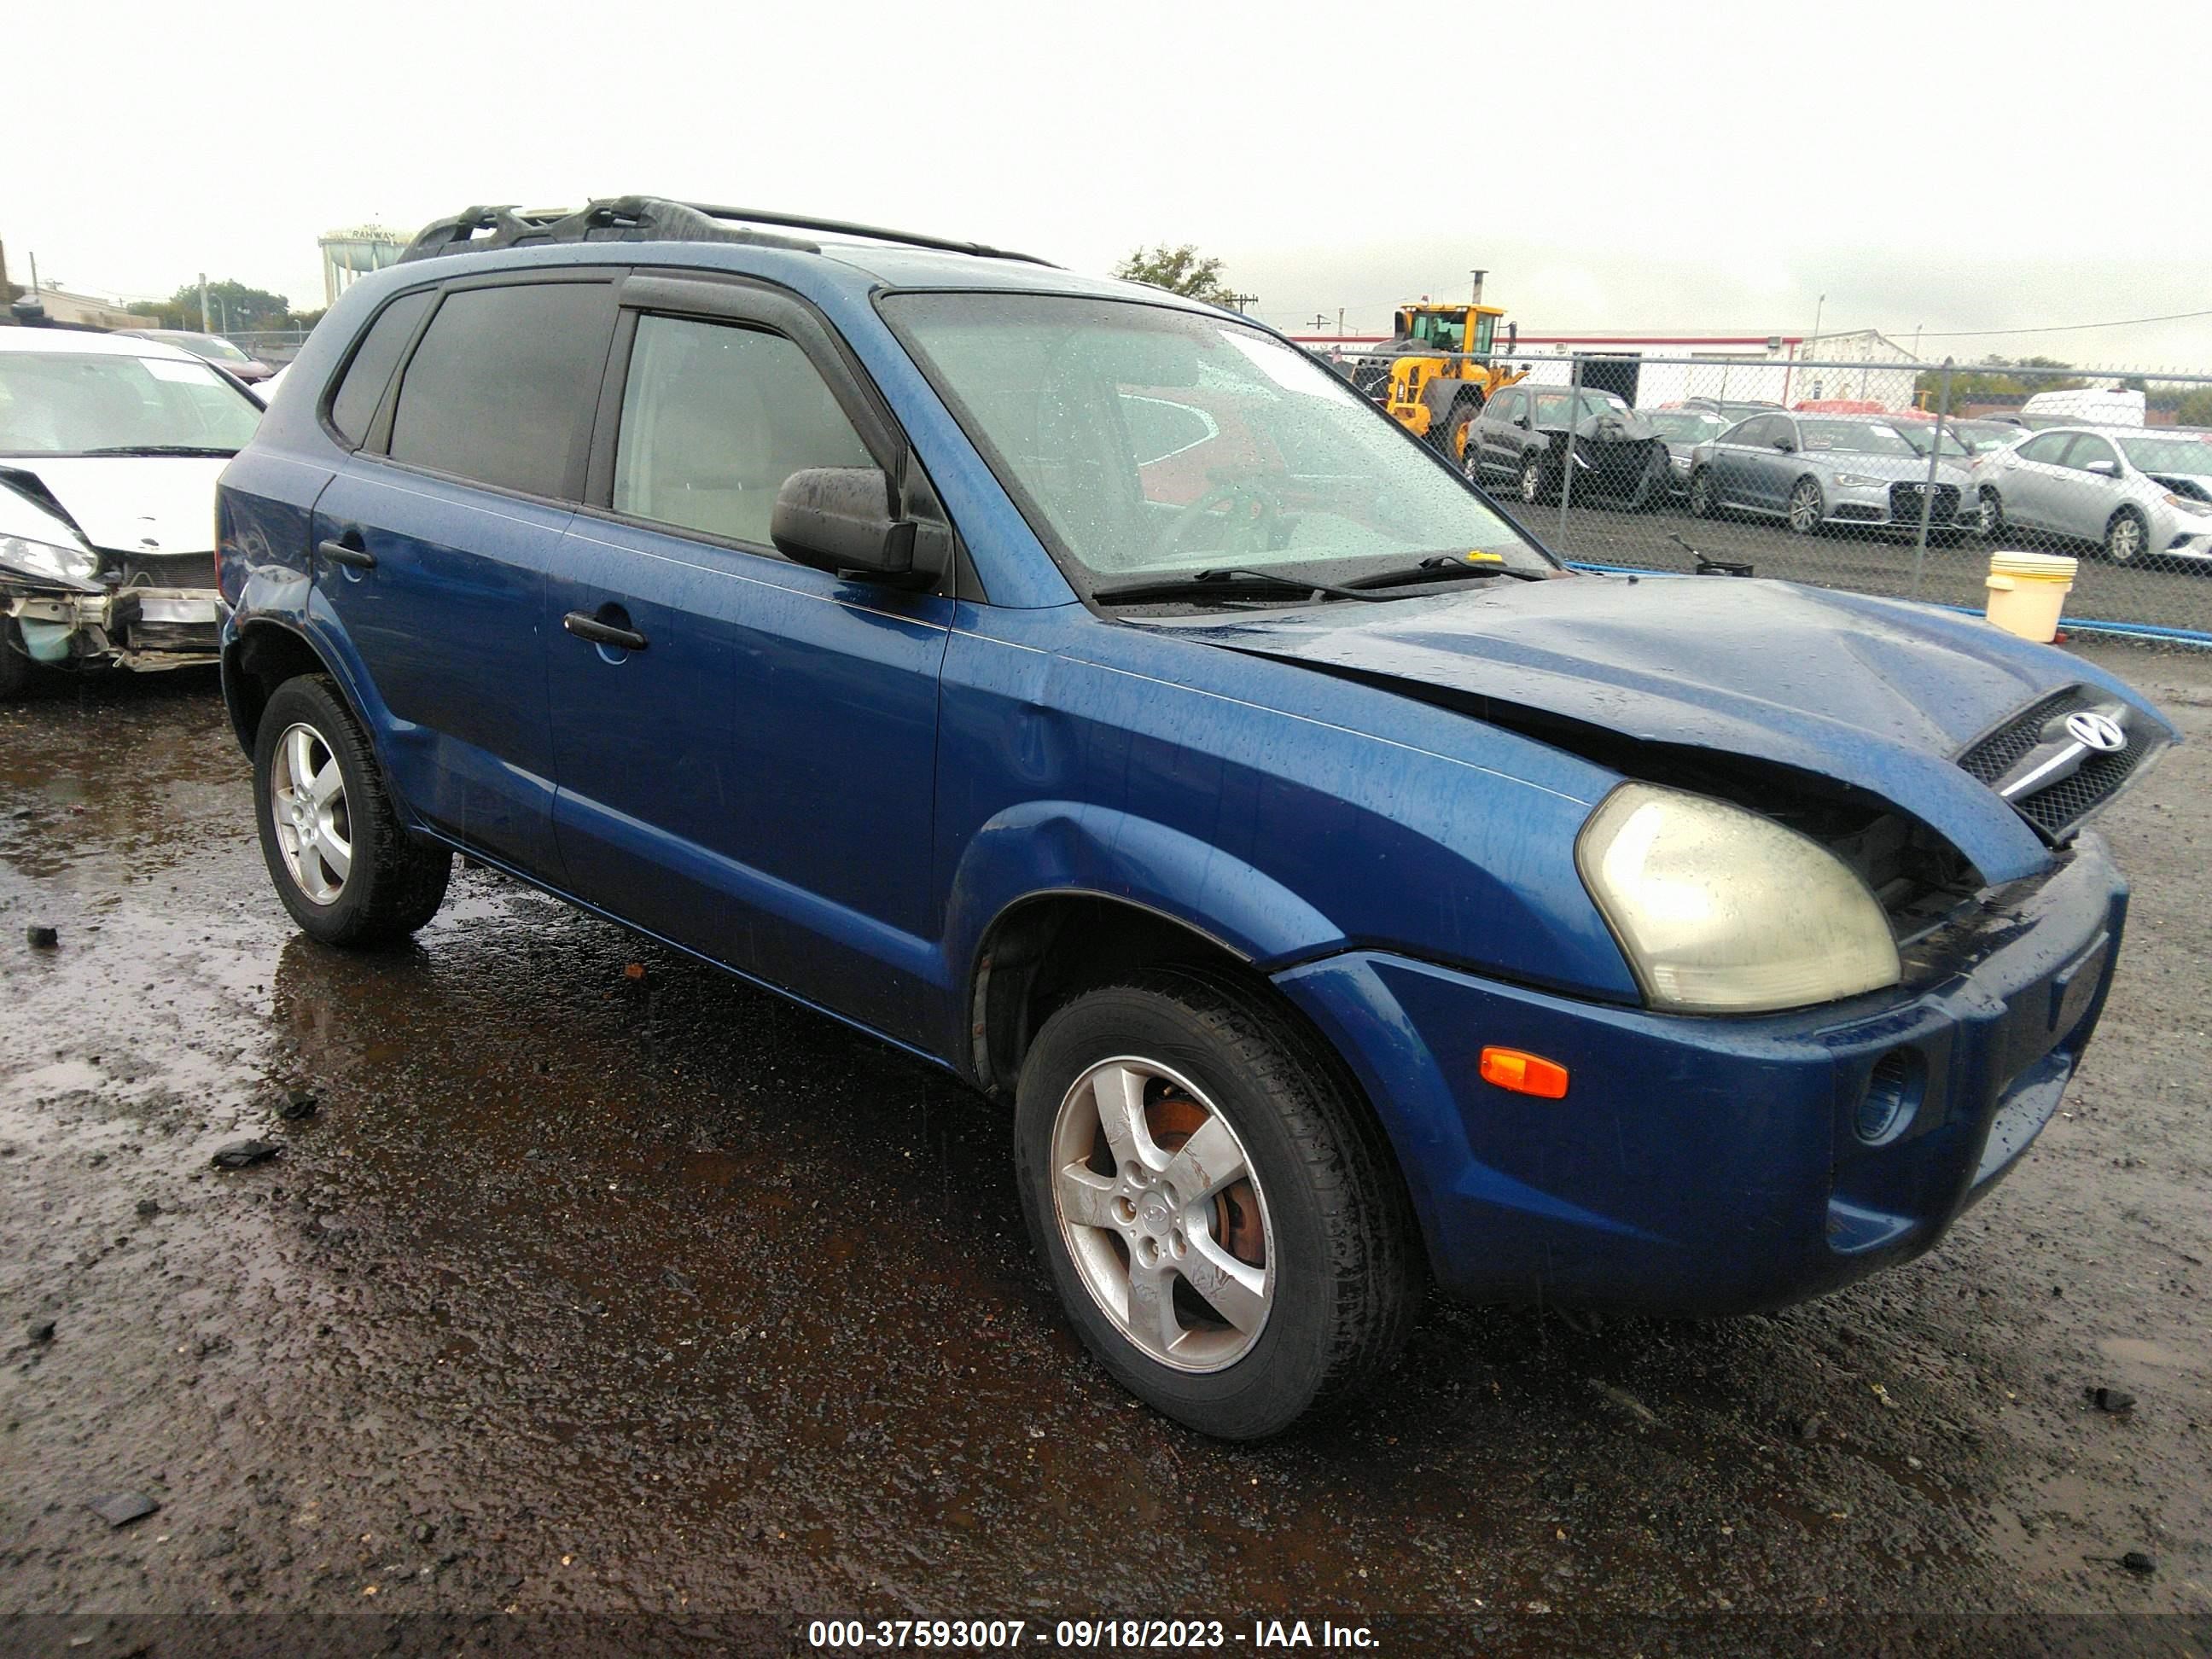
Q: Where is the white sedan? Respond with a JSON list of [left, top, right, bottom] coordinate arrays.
[[0, 327, 262, 696]]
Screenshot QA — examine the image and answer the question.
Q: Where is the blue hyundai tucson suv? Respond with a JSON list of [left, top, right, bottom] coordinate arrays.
[[215, 197, 2174, 1438]]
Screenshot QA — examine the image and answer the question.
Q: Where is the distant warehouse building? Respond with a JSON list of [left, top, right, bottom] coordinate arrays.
[[9, 283, 158, 331], [1502, 329, 1924, 413]]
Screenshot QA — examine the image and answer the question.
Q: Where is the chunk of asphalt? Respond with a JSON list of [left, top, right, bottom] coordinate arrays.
[[135, 1198, 160, 1219], [26, 925, 58, 950], [276, 1089, 320, 1121], [27, 1319, 55, 1344], [2122, 1551, 2157, 1576], [86, 1492, 160, 1528], [2090, 1386, 2137, 1414], [210, 1139, 282, 1170]]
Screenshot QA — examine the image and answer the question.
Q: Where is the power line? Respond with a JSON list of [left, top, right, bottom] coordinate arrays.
[[1903, 308, 2212, 341]]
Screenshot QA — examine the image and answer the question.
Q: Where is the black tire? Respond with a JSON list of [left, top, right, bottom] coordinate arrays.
[[1516, 452, 1553, 506], [1687, 468, 1719, 519], [1978, 486, 2004, 539], [1013, 969, 1423, 1441], [253, 674, 451, 946], [1434, 395, 1481, 464], [1786, 475, 1825, 535], [2104, 506, 2148, 565], [0, 622, 31, 701]]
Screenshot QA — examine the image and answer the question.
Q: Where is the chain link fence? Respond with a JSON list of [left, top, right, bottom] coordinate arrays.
[[220, 328, 314, 365], [1306, 342, 2212, 645]]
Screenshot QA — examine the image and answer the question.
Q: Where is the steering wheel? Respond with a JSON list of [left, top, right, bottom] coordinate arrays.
[[1155, 480, 1285, 559]]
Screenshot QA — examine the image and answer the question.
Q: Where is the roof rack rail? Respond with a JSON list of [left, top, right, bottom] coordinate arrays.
[[678, 202, 1056, 267], [399, 195, 1056, 269]]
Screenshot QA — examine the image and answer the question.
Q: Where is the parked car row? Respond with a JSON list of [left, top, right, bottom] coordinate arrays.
[[1481, 389, 2212, 569]]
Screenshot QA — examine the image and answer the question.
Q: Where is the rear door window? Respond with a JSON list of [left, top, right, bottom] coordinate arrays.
[[609, 313, 873, 549], [387, 282, 614, 498], [2017, 433, 2073, 466], [327, 288, 434, 447]]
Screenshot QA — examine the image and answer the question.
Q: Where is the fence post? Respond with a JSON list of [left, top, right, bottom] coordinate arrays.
[[1555, 353, 1582, 546], [1908, 357, 1954, 600]]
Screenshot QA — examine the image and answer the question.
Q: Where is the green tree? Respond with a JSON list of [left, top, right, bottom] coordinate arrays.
[[1916, 354, 2085, 410], [1112, 244, 1237, 307], [140, 278, 298, 333]]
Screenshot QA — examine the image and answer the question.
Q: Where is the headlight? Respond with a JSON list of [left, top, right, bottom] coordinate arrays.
[[0, 533, 101, 588], [1576, 783, 1901, 1014], [1832, 472, 1889, 489], [2161, 492, 2212, 517]]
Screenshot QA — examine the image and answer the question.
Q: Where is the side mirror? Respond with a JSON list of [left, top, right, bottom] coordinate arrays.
[[1773, 438, 1796, 453], [2085, 459, 2121, 478], [771, 468, 915, 580]]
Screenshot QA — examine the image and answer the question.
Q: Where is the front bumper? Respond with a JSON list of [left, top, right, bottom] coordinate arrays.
[[1274, 834, 2128, 1315], [3, 585, 222, 672], [1825, 478, 1975, 531]]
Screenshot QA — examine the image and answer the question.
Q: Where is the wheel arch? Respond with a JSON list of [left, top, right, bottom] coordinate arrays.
[[968, 891, 1261, 1097], [222, 619, 381, 764]]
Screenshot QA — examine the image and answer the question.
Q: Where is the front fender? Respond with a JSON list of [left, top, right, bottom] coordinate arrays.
[[942, 801, 1347, 985]]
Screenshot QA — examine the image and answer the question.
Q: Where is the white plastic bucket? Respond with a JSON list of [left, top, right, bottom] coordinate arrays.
[[1984, 550, 2077, 643]]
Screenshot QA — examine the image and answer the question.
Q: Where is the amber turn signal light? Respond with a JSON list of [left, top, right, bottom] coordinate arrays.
[[1479, 1046, 1569, 1099]]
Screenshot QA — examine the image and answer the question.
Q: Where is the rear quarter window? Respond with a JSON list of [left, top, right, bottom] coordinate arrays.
[[387, 282, 613, 498], [327, 288, 434, 447]]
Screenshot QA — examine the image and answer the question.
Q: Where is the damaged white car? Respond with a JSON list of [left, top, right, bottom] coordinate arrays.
[[1, 328, 261, 696]]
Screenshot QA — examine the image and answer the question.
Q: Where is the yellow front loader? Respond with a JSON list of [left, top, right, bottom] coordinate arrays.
[[1359, 294, 1525, 463]]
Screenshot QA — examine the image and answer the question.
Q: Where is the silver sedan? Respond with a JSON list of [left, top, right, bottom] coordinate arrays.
[[1688, 412, 1982, 538], [1972, 425, 2212, 564]]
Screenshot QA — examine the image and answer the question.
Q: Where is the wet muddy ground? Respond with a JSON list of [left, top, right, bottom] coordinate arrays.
[[1, 645, 2207, 1654]]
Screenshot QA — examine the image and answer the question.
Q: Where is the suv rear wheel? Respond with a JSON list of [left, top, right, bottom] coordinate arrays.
[[1013, 969, 1422, 1439], [253, 675, 451, 946]]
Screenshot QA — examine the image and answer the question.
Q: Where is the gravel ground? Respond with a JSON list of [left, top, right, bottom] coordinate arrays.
[[0, 643, 2206, 1656]]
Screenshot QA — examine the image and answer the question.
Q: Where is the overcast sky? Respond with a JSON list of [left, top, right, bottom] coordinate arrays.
[[17, 0, 2210, 368]]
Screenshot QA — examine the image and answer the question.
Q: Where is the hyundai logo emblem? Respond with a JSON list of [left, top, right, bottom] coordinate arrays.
[[2064, 711, 2128, 753]]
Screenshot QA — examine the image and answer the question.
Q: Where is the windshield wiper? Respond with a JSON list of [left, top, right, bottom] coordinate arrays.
[[1344, 555, 1552, 590], [75, 445, 240, 457], [1091, 567, 1396, 606]]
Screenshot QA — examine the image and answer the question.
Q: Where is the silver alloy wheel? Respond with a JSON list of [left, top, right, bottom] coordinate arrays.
[[1788, 479, 1823, 533], [1980, 487, 2002, 535], [268, 721, 352, 905], [1519, 459, 1543, 503], [1050, 1056, 1274, 1373], [2108, 511, 2145, 562]]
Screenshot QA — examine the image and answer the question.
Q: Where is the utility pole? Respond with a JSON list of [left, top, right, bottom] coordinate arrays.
[[199, 271, 211, 333], [31, 252, 42, 295], [1336, 307, 1344, 337], [1225, 292, 1258, 314], [1311, 312, 1327, 332], [1809, 293, 1825, 353]]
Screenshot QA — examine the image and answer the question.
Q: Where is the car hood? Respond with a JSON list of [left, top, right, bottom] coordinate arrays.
[[1163, 575, 2175, 884], [0, 456, 229, 556]]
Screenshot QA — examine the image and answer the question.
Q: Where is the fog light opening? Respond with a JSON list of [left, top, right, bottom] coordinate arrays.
[[1856, 1049, 1924, 1146]]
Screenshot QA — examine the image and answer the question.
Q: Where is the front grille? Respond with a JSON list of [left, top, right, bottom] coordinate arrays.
[[1889, 481, 1959, 522], [1957, 687, 2157, 841]]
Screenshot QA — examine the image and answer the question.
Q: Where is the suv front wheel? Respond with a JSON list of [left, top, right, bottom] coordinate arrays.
[[253, 675, 451, 946], [1013, 969, 1422, 1439]]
